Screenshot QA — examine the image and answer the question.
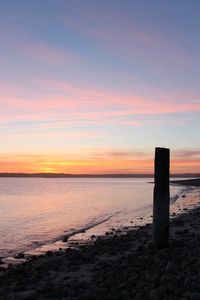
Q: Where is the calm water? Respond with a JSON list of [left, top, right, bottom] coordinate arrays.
[[0, 178, 187, 257]]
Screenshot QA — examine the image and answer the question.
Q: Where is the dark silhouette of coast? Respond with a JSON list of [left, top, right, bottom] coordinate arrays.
[[170, 178, 200, 187], [0, 172, 199, 178]]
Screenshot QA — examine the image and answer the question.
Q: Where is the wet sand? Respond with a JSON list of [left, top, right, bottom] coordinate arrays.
[[0, 179, 200, 300]]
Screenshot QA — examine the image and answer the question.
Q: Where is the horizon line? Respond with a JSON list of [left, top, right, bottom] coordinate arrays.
[[0, 172, 199, 178]]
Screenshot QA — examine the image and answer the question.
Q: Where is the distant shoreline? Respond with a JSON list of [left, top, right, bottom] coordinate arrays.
[[0, 173, 199, 178], [170, 178, 200, 187]]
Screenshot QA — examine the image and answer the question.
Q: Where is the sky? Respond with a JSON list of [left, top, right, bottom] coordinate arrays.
[[0, 0, 200, 174]]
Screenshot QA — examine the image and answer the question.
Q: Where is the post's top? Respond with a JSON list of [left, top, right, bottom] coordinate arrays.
[[155, 147, 170, 150], [155, 147, 170, 152]]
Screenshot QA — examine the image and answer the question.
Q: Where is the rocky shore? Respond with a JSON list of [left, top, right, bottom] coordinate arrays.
[[0, 179, 200, 300], [0, 206, 200, 299]]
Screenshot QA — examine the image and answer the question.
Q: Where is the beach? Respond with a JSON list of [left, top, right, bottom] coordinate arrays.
[[0, 179, 200, 299], [1, 0, 200, 298]]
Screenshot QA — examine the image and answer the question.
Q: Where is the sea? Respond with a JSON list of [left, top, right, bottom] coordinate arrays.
[[0, 177, 198, 260]]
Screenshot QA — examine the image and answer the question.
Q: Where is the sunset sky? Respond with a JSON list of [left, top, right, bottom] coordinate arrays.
[[0, 0, 200, 174]]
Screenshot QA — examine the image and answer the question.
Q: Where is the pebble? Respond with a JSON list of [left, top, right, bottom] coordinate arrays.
[[190, 293, 200, 300], [149, 289, 159, 300], [14, 252, 25, 259]]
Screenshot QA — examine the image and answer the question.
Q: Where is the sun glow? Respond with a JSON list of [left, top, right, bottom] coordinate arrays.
[[0, 152, 199, 174]]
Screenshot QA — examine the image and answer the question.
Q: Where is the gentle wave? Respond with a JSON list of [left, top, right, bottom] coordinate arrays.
[[0, 177, 197, 259]]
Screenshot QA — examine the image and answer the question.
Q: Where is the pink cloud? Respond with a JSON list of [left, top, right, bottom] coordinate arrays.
[[49, 81, 200, 114], [0, 80, 200, 132], [172, 149, 200, 159]]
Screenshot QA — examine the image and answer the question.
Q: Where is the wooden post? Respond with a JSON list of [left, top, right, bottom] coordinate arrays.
[[153, 147, 170, 249]]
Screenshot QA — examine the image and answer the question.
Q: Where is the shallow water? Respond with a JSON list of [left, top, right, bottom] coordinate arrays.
[[0, 177, 189, 257]]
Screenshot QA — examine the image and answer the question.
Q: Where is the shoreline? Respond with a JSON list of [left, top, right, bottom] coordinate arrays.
[[0, 185, 187, 263], [0, 180, 200, 299], [0, 179, 198, 264], [1, 205, 200, 299], [0, 177, 198, 261]]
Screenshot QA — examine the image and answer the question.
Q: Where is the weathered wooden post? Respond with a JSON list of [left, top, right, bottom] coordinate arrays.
[[153, 147, 170, 249]]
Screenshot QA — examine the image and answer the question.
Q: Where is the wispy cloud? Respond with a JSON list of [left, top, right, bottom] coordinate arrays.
[[0, 80, 200, 133], [173, 149, 200, 159], [61, 12, 192, 69], [18, 42, 81, 64], [0, 27, 81, 65]]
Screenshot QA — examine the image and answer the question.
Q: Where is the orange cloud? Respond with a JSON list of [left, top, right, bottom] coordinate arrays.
[[0, 149, 200, 174], [0, 157, 153, 174], [171, 160, 200, 173]]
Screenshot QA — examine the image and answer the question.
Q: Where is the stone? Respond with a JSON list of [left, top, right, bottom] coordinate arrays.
[[190, 293, 200, 300], [165, 261, 176, 273], [14, 252, 25, 259], [157, 285, 167, 296], [149, 289, 159, 300]]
